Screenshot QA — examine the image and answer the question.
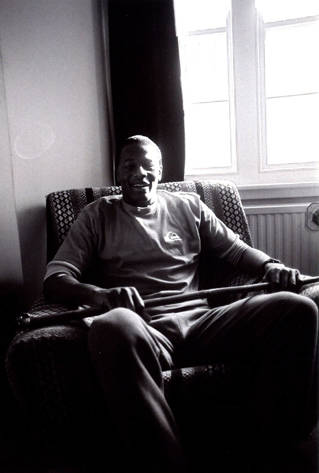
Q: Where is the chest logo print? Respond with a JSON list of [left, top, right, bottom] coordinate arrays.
[[164, 231, 182, 243]]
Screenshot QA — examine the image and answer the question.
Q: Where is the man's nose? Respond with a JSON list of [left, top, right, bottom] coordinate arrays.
[[135, 165, 147, 176]]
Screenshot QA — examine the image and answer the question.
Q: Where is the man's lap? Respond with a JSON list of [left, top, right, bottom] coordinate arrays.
[[173, 291, 314, 366], [89, 291, 315, 370]]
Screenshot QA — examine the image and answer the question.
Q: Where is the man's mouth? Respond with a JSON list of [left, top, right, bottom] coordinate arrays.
[[130, 182, 150, 189]]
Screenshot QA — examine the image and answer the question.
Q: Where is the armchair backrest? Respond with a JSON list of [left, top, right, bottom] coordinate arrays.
[[46, 180, 253, 290]]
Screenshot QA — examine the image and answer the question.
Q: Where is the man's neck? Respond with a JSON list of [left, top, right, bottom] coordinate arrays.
[[121, 196, 158, 216]]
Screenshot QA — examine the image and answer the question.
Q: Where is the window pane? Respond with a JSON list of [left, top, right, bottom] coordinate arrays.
[[182, 32, 229, 102], [174, 0, 230, 34], [266, 94, 319, 165], [185, 102, 231, 171], [265, 21, 319, 97], [256, 0, 319, 22]]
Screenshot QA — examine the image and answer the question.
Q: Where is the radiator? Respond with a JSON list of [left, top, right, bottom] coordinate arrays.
[[245, 204, 319, 276]]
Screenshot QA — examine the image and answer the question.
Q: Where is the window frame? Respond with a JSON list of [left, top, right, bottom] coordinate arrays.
[[179, 0, 319, 186], [256, 12, 319, 173], [177, 14, 238, 176]]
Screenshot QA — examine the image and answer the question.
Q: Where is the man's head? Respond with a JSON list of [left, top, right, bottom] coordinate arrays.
[[117, 135, 163, 207]]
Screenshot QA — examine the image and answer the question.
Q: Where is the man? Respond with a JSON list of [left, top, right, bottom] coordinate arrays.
[[44, 135, 318, 473]]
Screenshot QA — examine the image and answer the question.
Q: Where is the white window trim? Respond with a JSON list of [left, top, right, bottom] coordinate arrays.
[[180, 13, 238, 176], [183, 0, 319, 186], [256, 12, 319, 173]]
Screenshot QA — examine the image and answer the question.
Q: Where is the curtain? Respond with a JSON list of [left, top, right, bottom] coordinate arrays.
[[104, 0, 185, 182]]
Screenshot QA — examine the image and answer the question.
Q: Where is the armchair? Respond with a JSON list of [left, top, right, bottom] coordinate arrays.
[[6, 180, 319, 468]]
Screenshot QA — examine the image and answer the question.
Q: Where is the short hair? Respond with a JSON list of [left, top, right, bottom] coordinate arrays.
[[119, 135, 162, 162]]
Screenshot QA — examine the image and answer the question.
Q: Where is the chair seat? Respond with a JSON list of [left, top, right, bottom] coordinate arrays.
[[6, 323, 253, 455]]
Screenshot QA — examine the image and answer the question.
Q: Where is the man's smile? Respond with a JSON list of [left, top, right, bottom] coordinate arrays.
[[130, 182, 150, 189], [117, 140, 163, 206]]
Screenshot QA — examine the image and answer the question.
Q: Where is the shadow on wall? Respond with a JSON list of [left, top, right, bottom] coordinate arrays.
[[16, 204, 47, 309]]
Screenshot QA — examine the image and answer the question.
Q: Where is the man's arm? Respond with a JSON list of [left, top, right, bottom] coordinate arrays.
[[43, 273, 144, 313], [198, 199, 300, 290], [239, 248, 300, 289], [43, 200, 144, 314]]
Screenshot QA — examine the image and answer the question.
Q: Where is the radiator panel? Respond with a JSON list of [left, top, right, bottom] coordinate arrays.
[[245, 204, 318, 276]]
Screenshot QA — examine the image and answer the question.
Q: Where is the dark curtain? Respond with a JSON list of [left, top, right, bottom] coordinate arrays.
[[105, 0, 185, 183]]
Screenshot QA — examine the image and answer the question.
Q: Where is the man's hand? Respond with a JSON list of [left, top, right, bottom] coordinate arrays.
[[44, 274, 146, 317], [90, 286, 145, 313], [263, 262, 300, 289]]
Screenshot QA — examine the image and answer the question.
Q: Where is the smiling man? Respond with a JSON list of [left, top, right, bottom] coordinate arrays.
[[117, 135, 162, 207], [43, 135, 318, 473]]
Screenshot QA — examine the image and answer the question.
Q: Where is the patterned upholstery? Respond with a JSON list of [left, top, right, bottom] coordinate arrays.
[[6, 179, 319, 455]]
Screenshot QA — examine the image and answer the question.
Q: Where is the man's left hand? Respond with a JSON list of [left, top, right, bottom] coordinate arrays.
[[263, 262, 300, 289]]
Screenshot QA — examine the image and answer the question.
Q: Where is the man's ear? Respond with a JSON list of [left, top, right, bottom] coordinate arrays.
[[158, 163, 163, 182]]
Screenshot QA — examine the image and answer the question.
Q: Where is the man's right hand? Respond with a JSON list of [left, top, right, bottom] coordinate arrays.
[[44, 274, 145, 315], [90, 286, 145, 314]]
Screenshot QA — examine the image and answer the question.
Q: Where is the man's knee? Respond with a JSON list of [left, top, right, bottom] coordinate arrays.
[[269, 291, 318, 334], [88, 307, 147, 352], [268, 290, 316, 312]]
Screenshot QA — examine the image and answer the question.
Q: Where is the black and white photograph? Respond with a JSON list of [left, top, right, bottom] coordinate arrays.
[[0, 1, 318, 472]]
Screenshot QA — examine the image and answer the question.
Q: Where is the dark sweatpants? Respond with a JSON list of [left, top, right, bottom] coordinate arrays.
[[88, 292, 318, 473]]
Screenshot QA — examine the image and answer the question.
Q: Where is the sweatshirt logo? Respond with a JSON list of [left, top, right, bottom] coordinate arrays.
[[164, 231, 182, 243]]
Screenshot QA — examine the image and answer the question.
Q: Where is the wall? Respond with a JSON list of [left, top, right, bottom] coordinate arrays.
[[0, 0, 112, 307], [0, 55, 24, 311]]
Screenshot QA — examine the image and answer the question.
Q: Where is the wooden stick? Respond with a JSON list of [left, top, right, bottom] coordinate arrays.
[[17, 275, 319, 330], [144, 281, 271, 308], [144, 275, 319, 308]]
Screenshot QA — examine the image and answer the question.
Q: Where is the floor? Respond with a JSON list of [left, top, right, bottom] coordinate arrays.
[[0, 427, 317, 473], [0, 388, 317, 473]]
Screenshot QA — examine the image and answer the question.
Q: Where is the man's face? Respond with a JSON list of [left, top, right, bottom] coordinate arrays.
[[117, 144, 163, 207]]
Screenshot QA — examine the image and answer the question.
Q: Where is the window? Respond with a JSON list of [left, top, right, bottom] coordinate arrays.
[[174, 0, 234, 175], [257, 1, 319, 169], [174, 0, 319, 185]]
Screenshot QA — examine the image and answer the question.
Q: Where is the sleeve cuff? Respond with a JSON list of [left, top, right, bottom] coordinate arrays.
[[44, 260, 81, 281], [262, 258, 281, 271]]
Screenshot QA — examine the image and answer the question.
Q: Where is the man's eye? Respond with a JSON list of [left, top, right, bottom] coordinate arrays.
[[124, 163, 134, 170]]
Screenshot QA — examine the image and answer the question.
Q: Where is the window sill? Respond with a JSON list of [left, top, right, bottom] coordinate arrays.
[[238, 181, 319, 206]]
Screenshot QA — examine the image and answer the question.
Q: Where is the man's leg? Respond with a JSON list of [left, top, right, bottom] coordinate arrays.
[[88, 307, 188, 473], [181, 292, 318, 446]]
